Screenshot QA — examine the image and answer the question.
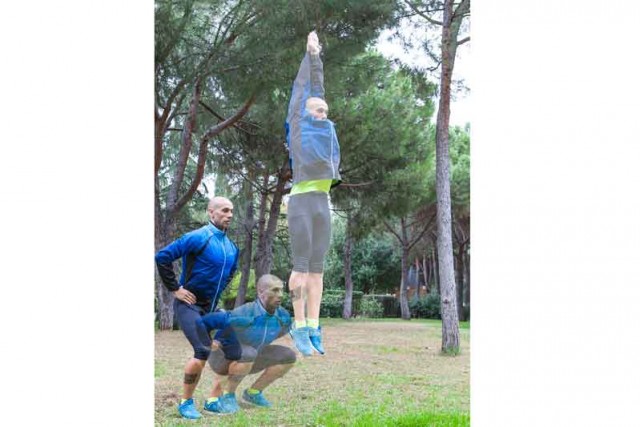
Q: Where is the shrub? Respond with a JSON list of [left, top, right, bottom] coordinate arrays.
[[280, 290, 293, 312], [358, 296, 384, 318], [409, 293, 441, 319], [320, 289, 345, 318], [221, 269, 256, 308]]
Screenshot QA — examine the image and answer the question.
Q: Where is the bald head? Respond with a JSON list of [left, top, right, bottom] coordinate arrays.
[[306, 97, 328, 120], [257, 274, 284, 313], [208, 196, 232, 210], [207, 197, 234, 230]]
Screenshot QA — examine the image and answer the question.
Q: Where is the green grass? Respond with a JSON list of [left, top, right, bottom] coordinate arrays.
[[321, 317, 470, 330], [155, 361, 167, 378], [155, 318, 469, 426]]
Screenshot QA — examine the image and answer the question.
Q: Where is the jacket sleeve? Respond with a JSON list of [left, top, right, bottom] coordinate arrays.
[[308, 53, 324, 100], [155, 232, 200, 292], [287, 53, 311, 125], [197, 311, 231, 333]]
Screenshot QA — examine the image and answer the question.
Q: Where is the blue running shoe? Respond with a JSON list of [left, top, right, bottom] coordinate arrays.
[[309, 326, 325, 355], [289, 326, 313, 356], [178, 398, 202, 419], [220, 393, 240, 413], [203, 397, 230, 415], [242, 389, 273, 408]]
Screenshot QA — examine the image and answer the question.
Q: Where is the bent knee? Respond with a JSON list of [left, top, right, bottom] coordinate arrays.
[[282, 347, 297, 364], [194, 346, 211, 361], [239, 346, 258, 363]]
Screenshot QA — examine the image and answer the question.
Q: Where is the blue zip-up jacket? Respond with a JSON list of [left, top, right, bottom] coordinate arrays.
[[285, 51, 341, 186], [196, 300, 292, 352], [155, 222, 239, 311]]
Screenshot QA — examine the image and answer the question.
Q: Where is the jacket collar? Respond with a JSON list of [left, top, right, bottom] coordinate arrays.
[[255, 297, 278, 317], [207, 221, 226, 236]]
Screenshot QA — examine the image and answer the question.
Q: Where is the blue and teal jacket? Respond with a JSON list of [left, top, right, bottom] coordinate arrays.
[[155, 222, 239, 312], [285, 51, 341, 187], [196, 299, 292, 352]]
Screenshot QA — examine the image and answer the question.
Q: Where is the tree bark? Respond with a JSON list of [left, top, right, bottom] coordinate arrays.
[[464, 246, 470, 320], [155, 210, 177, 330], [235, 180, 255, 307], [166, 79, 202, 212], [435, 0, 468, 353], [422, 255, 429, 295], [399, 217, 411, 320], [432, 246, 440, 294], [456, 243, 465, 321], [342, 212, 354, 319], [254, 157, 289, 279], [253, 171, 269, 273]]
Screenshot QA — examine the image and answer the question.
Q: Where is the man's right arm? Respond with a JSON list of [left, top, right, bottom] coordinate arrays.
[[155, 234, 198, 304]]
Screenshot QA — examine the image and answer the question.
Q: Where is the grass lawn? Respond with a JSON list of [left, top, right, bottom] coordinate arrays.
[[155, 318, 470, 426]]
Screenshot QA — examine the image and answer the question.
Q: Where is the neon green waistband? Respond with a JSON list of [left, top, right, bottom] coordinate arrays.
[[290, 179, 332, 195]]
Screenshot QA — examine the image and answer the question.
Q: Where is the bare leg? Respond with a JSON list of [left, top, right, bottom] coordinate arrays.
[[209, 373, 225, 399], [288, 270, 308, 323], [226, 361, 253, 394], [182, 358, 207, 400], [306, 273, 324, 320], [250, 363, 295, 391]]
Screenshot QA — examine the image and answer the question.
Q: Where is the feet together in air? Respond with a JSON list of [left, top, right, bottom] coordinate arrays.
[[290, 325, 325, 356]]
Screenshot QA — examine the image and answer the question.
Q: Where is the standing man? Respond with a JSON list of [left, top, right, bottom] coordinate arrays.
[[195, 274, 296, 414], [155, 196, 239, 420], [285, 31, 341, 357]]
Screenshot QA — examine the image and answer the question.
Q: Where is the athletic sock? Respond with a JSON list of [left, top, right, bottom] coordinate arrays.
[[307, 318, 319, 329], [181, 398, 189, 404], [206, 397, 219, 404], [247, 388, 260, 395], [295, 320, 307, 329]]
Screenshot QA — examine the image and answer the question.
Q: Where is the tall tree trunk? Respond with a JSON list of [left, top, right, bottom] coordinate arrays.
[[435, 0, 468, 353], [456, 243, 465, 321], [253, 172, 270, 274], [155, 212, 177, 330], [235, 180, 255, 307], [342, 212, 354, 319], [255, 157, 289, 279], [432, 246, 440, 294], [464, 246, 470, 320], [399, 217, 411, 320], [422, 255, 429, 295]]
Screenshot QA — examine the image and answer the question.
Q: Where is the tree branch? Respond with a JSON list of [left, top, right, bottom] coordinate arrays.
[[453, 0, 471, 20], [383, 220, 403, 243], [172, 93, 257, 214], [408, 212, 436, 251], [201, 93, 257, 143], [339, 181, 375, 187], [199, 100, 254, 134], [457, 36, 470, 46], [166, 78, 202, 212], [403, 0, 443, 25]]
